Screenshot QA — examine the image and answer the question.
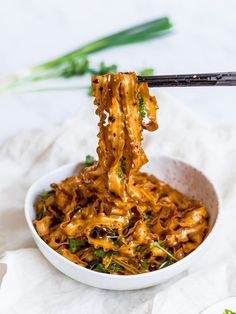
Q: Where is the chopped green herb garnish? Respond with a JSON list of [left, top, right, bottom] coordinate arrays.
[[223, 310, 236, 314], [1, 18, 172, 93], [89, 62, 117, 75], [114, 238, 124, 247], [93, 248, 106, 258], [89, 260, 99, 270], [117, 167, 125, 179], [93, 248, 115, 258], [69, 239, 79, 253], [117, 157, 126, 179], [61, 58, 117, 80], [61, 57, 89, 78], [138, 95, 146, 119], [140, 261, 149, 270], [159, 258, 173, 269], [55, 214, 63, 224], [85, 155, 95, 167], [108, 263, 122, 271], [106, 229, 119, 237], [69, 239, 85, 253], [144, 212, 151, 226], [150, 241, 177, 262], [139, 68, 154, 76], [106, 251, 116, 257], [94, 263, 106, 273], [36, 205, 46, 220], [40, 190, 53, 200], [74, 205, 81, 211], [143, 213, 148, 222]]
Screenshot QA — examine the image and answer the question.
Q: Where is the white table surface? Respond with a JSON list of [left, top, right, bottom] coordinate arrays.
[[0, 0, 236, 144]]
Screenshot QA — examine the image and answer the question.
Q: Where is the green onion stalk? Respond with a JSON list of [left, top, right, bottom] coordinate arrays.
[[0, 17, 172, 93]]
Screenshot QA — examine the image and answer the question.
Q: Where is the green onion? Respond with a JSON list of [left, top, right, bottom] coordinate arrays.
[[35, 17, 172, 70], [85, 155, 95, 167], [223, 310, 236, 314], [60, 57, 90, 78], [143, 212, 150, 224], [0, 17, 172, 92], [139, 68, 154, 76], [89, 62, 117, 75]]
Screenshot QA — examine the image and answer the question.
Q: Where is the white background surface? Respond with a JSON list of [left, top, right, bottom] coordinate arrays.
[[0, 0, 236, 144], [0, 2, 236, 313]]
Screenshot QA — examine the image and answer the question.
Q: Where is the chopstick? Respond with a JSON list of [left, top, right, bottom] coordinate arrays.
[[137, 72, 236, 87]]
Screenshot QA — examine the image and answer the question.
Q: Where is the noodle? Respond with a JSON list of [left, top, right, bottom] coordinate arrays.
[[33, 73, 208, 275]]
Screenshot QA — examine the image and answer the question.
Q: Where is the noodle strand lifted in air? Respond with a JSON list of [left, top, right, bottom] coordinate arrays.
[[33, 73, 208, 274]]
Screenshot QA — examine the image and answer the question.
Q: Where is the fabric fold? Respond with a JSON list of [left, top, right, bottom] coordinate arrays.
[[0, 91, 236, 313]]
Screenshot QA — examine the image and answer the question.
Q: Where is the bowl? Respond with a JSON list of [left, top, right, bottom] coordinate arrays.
[[24, 155, 220, 290]]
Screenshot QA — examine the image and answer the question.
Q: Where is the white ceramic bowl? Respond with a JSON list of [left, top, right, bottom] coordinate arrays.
[[25, 156, 220, 290]]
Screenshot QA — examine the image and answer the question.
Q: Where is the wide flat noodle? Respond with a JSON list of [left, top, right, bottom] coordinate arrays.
[[33, 73, 208, 275]]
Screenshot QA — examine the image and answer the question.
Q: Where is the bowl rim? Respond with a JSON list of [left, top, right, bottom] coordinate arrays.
[[24, 155, 221, 281]]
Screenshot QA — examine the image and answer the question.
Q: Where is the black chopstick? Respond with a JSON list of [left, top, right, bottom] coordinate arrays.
[[137, 72, 236, 87]]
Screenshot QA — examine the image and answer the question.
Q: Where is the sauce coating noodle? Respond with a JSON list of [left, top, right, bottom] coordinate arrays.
[[33, 73, 208, 274]]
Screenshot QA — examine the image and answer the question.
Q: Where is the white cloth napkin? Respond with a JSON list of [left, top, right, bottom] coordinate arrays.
[[0, 91, 236, 314]]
